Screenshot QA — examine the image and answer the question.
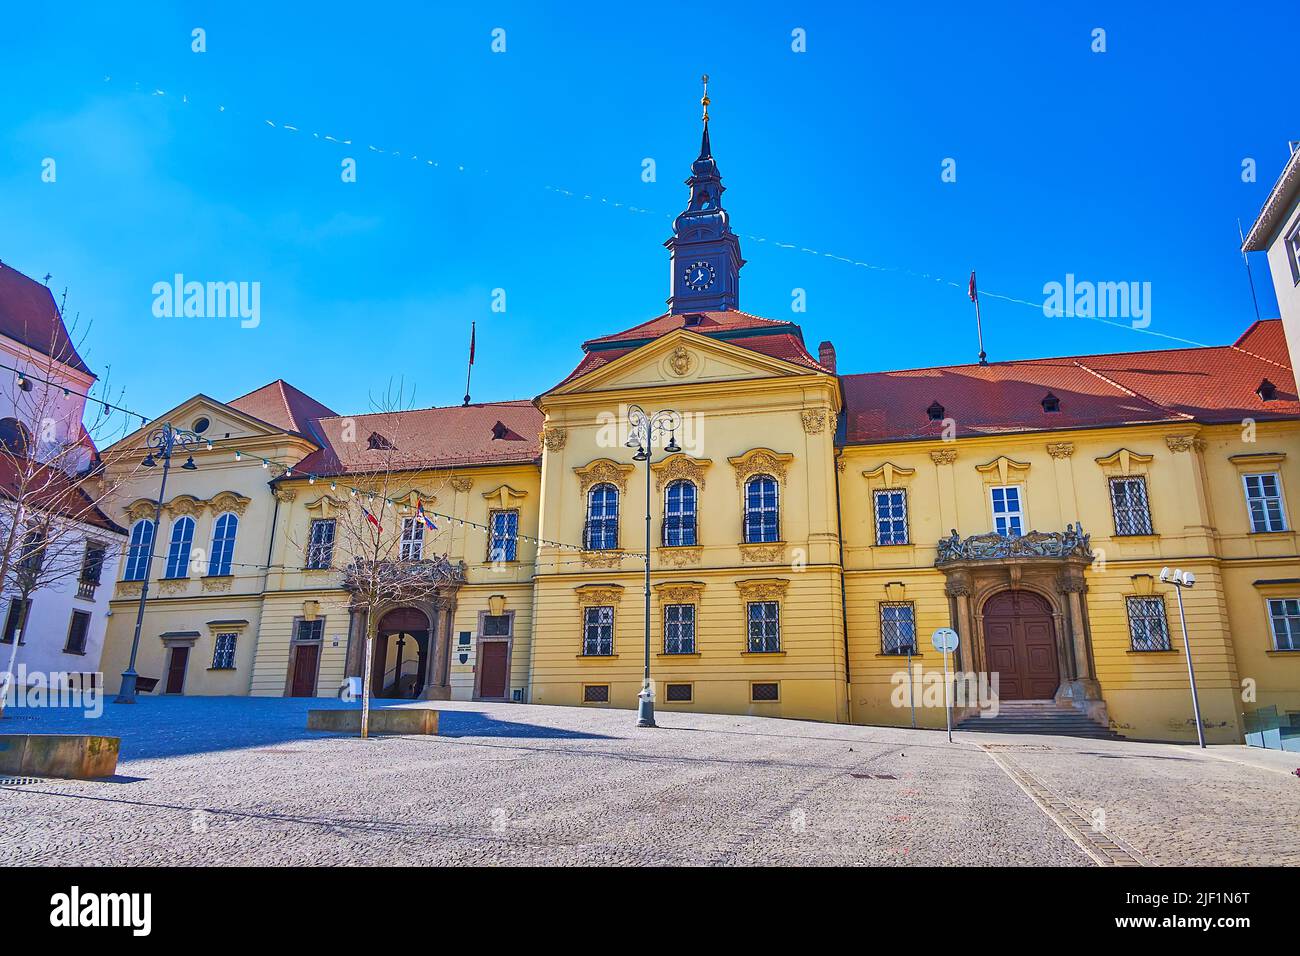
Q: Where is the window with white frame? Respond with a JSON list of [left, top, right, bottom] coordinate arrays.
[[743, 475, 780, 543], [582, 606, 614, 656], [306, 518, 336, 569], [880, 602, 917, 655], [489, 510, 518, 562], [873, 489, 909, 545], [990, 485, 1024, 536], [663, 480, 697, 547], [1109, 477, 1153, 536], [123, 519, 154, 581], [208, 512, 238, 576], [585, 484, 619, 550], [212, 632, 238, 669], [664, 604, 696, 654], [747, 601, 781, 653], [400, 516, 424, 561], [164, 516, 195, 578], [1286, 219, 1300, 284], [1268, 598, 1300, 651], [1243, 473, 1287, 532], [1126, 596, 1171, 651]]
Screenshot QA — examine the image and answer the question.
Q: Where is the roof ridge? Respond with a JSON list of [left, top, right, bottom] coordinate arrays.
[[1071, 360, 1195, 420], [313, 397, 535, 422]]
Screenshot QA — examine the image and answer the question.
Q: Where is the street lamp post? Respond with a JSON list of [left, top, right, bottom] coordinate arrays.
[[625, 405, 681, 729], [1159, 566, 1205, 748], [115, 423, 202, 704]]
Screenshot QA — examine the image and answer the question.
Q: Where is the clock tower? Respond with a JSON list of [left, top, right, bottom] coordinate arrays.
[[665, 75, 745, 314]]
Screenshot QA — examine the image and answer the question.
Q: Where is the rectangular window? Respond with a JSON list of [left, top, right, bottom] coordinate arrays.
[[306, 519, 336, 569], [747, 601, 781, 653], [583, 684, 610, 703], [1287, 219, 1300, 284], [990, 485, 1024, 536], [295, 618, 324, 642], [880, 602, 917, 655], [399, 516, 424, 561], [665, 683, 693, 702], [212, 632, 238, 669], [1126, 596, 1171, 651], [1268, 598, 1300, 651], [489, 510, 519, 562], [482, 614, 511, 637], [80, 544, 105, 585], [1243, 473, 1287, 532], [64, 610, 91, 655], [1, 598, 31, 644], [582, 606, 614, 656], [743, 477, 780, 543], [1109, 476, 1153, 536], [663, 482, 698, 547], [751, 681, 780, 702], [873, 489, 909, 545], [664, 604, 696, 654]]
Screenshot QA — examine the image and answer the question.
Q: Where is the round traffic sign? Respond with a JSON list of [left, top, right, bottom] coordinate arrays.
[[931, 627, 959, 653]]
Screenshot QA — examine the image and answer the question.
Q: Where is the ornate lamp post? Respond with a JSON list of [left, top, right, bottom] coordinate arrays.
[[1159, 566, 1205, 748], [625, 405, 681, 728], [115, 423, 202, 704]]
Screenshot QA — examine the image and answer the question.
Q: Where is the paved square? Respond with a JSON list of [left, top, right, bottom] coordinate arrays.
[[1, 698, 1296, 866]]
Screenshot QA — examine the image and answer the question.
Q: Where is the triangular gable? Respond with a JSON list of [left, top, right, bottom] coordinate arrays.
[[105, 393, 310, 456], [546, 328, 829, 397]]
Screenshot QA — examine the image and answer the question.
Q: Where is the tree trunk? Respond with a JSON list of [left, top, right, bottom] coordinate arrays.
[[0, 597, 29, 717], [360, 623, 376, 739]]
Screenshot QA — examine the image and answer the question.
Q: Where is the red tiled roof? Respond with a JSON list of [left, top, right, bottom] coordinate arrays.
[[842, 319, 1298, 443], [0, 454, 124, 534], [582, 309, 798, 348], [227, 380, 338, 436], [288, 400, 543, 478], [0, 262, 93, 375]]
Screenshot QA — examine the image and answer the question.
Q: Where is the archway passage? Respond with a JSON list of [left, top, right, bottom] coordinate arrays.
[[374, 607, 431, 699], [982, 590, 1060, 700]]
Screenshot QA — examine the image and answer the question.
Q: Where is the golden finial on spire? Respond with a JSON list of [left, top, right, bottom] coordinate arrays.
[[700, 73, 710, 123]]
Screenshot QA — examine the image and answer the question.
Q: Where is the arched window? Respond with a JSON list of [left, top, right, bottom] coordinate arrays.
[[663, 480, 697, 547], [0, 418, 30, 455], [123, 519, 155, 581], [208, 512, 238, 577], [743, 475, 780, 543], [584, 483, 619, 550], [164, 516, 195, 578]]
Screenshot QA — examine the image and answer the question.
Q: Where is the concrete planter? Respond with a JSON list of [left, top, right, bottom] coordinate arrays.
[[0, 734, 120, 780], [307, 708, 439, 735]]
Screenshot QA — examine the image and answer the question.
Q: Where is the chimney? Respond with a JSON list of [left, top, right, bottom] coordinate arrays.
[[818, 340, 837, 372]]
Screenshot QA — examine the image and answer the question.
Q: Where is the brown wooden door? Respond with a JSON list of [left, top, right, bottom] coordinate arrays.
[[290, 643, 320, 697], [165, 647, 189, 694], [478, 642, 509, 699], [982, 590, 1060, 699]]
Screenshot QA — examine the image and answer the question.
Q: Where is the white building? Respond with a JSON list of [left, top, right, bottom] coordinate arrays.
[[1243, 141, 1300, 375], [0, 261, 125, 690]]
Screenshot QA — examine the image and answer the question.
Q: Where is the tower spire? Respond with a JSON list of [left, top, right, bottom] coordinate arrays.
[[699, 73, 711, 158]]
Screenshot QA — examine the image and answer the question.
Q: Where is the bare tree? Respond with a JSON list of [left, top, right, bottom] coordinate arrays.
[[0, 299, 138, 713], [284, 384, 460, 737]]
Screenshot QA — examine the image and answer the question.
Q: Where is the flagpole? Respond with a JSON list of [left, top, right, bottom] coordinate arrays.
[[463, 321, 475, 406], [970, 270, 988, 365]]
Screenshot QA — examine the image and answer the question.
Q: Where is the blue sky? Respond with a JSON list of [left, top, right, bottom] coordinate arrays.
[[0, 1, 1293, 421]]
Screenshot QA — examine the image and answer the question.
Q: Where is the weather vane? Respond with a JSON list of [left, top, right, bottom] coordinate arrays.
[[701, 73, 710, 123]]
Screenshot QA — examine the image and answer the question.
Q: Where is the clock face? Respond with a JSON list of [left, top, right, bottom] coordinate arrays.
[[683, 260, 716, 291]]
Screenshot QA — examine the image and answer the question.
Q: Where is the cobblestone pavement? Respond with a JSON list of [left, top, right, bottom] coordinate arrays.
[[0, 698, 1293, 866]]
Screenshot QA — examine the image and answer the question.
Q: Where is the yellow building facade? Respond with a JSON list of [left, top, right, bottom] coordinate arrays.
[[98, 118, 1300, 745]]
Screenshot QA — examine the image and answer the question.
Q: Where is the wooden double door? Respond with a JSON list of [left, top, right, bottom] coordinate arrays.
[[982, 590, 1061, 700]]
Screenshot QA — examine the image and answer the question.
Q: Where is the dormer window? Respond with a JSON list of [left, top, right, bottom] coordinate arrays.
[[926, 401, 945, 422], [491, 421, 525, 441], [367, 432, 395, 450], [1257, 379, 1278, 402], [683, 313, 705, 328], [1041, 393, 1061, 413]]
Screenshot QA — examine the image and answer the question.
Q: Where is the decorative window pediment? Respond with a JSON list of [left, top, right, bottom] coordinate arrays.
[[861, 461, 917, 489], [481, 484, 528, 510], [208, 491, 252, 516], [574, 583, 624, 606], [1094, 448, 1155, 477], [574, 458, 635, 496], [653, 581, 705, 604], [735, 577, 790, 602], [304, 494, 349, 518], [974, 456, 1031, 485], [728, 448, 794, 488], [123, 498, 158, 523], [164, 495, 204, 519], [1228, 452, 1287, 471], [650, 453, 712, 493]]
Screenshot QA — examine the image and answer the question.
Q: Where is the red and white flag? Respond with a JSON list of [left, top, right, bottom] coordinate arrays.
[[968, 271, 978, 303]]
